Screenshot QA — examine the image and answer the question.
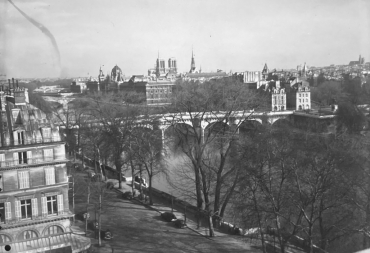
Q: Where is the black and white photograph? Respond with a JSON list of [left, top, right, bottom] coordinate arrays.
[[0, 0, 369, 252]]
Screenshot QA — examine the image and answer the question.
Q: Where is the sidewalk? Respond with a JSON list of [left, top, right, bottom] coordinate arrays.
[[112, 179, 257, 246]]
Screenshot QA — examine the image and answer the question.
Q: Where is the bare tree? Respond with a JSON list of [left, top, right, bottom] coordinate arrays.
[[164, 78, 265, 236], [88, 93, 142, 189], [129, 126, 167, 205]]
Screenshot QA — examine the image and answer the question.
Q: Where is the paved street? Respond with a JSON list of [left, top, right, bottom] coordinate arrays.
[[70, 174, 262, 253]]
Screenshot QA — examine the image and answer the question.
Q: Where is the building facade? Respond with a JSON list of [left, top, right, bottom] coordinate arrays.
[[119, 77, 175, 105], [271, 87, 286, 111], [0, 79, 90, 252]]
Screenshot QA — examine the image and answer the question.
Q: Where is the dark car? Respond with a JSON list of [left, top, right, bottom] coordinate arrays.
[[174, 219, 186, 228], [160, 212, 177, 222]]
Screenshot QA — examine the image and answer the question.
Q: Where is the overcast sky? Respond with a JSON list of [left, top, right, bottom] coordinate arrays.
[[0, 0, 369, 78]]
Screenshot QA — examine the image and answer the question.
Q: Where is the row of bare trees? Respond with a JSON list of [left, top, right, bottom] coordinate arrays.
[[162, 78, 369, 252], [39, 77, 369, 252]]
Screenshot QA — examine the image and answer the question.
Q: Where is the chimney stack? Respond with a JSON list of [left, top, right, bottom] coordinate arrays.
[[12, 78, 15, 90], [16, 80, 19, 89]]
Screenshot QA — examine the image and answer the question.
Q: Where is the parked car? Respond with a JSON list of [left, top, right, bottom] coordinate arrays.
[[160, 212, 177, 222], [123, 191, 133, 200], [174, 219, 186, 228]]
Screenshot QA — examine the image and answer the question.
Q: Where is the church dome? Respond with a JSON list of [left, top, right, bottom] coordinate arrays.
[[111, 65, 122, 75], [111, 65, 123, 82]]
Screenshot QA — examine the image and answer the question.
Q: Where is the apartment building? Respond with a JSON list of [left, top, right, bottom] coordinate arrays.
[[0, 79, 90, 252]]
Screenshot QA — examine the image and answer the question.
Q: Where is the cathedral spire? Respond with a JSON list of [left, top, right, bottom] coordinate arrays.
[[190, 47, 196, 73]]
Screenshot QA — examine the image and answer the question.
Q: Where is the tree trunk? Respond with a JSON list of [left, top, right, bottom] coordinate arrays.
[[213, 171, 222, 218], [219, 173, 239, 218], [274, 214, 285, 253], [139, 164, 143, 199], [149, 175, 153, 205], [81, 147, 84, 168], [130, 160, 135, 194], [252, 190, 267, 253], [97, 146, 105, 179], [208, 211, 215, 237], [364, 185, 370, 248], [115, 159, 122, 189], [85, 184, 90, 236], [194, 165, 203, 210], [98, 194, 102, 246]]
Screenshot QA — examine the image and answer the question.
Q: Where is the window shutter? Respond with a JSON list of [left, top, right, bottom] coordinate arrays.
[[27, 151, 32, 164], [18, 171, 23, 189], [0, 154, 5, 167], [57, 194, 64, 215], [13, 153, 19, 165], [44, 167, 55, 185], [0, 172, 3, 192], [43, 149, 54, 162], [14, 200, 21, 221], [31, 198, 38, 219], [5, 202, 11, 223], [41, 197, 47, 217], [13, 131, 18, 145], [44, 168, 49, 185], [50, 168, 55, 184]]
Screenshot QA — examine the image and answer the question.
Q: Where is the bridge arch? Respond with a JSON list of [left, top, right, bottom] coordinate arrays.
[[239, 119, 263, 134], [271, 118, 292, 128]]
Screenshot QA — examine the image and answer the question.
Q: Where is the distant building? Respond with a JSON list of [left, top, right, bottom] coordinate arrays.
[[0, 79, 90, 252], [119, 77, 175, 105], [70, 78, 88, 93], [349, 55, 365, 66], [183, 50, 228, 82], [271, 87, 286, 111], [148, 55, 177, 79], [287, 78, 311, 110], [111, 65, 124, 83]]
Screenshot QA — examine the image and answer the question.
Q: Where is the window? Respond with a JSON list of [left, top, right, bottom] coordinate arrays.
[[43, 149, 54, 161], [13, 152, 27, 165], [13, 131, 25, 145], [44, 225, 63, 236], [4, 202, 11, 223], [41, 128, 51, 141], [45, 167, 55, 185], [306, 99, 308, 102], [46, 196, 58, 215], [299, 99, 301, 102], [18, 171, 30, 189], [20, 199, 32, 219], [0, 203, 4, 223], [17, 230, 38, 241], [0, 234, 11, 245], [299, 94, 301, 97]]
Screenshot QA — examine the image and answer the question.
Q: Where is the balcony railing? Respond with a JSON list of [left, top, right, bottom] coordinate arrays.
[[0, 156, 65, 168], [0, 136, 62, 148]]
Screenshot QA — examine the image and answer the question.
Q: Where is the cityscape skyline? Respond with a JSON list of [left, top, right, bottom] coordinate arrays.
[[0, 0, 369, 78]]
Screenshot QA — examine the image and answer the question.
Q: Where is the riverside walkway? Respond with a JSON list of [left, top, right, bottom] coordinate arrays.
[[70, 175, 262, 253]]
